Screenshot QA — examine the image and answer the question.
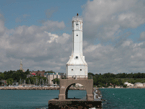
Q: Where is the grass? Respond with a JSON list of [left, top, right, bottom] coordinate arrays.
[[115, 78, 145, 83]]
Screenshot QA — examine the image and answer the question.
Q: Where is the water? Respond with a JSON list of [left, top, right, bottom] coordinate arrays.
[[1, 89, 144, 109], [0, 90, 86, 109], [100, 88, 145, 109]]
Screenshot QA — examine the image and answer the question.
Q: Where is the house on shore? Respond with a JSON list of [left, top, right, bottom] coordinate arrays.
[[124, 82, 134, 87]]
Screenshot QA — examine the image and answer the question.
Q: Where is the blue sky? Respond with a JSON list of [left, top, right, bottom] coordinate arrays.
[[0, 0, 86, 31], [0, 0, 145, 73]]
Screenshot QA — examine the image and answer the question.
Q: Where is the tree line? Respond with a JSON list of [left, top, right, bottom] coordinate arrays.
[[1, 70, 145, 87], [88, 72, 145, 87], [0, 70, 50, 85]]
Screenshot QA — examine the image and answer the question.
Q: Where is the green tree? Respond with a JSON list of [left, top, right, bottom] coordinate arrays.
[[0, 73, 4, 80], [52, 78, 60, 85], [123, 84, 127, 88], [7, 78, 13, 85], [0, 81, 2, 85], [25, 69, 30, 75], [88, 72, 94, 79]]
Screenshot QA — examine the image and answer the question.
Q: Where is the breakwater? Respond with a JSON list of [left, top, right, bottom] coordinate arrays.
[[48, 88, 102, 109], [49, 99, 102, 109]]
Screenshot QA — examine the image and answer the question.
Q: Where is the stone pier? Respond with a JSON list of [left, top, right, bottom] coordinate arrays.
[[48, 79, 102, 109], [58, 79, 94, 101]]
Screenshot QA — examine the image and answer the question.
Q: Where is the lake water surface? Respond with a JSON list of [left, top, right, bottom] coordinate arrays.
[[0, 90, 86, 109], [100, 88, 145, 109], [0, 89, 145, 109]]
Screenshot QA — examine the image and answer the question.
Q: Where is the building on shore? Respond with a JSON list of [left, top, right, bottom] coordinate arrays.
[[124, 82, 145, 88], [134, 82, 143, 87], [124, 82, 134, 87], [26, 71, 65, 86], [0, 80, 7, 86], [27, 70, 45, 78], [45, 73, 61, 85]]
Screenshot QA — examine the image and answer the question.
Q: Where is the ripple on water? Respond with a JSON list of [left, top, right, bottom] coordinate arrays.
[[100, 88, 145, 109], [0, 90, 87, 109]]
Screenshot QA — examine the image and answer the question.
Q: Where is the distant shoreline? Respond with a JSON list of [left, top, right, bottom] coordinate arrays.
[[0, 86, 85, 90], [98, 87, 145, 89], [1, 86, 144, 90]]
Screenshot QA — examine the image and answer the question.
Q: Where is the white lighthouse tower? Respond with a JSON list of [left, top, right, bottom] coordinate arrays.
[[66, 14, 88, 79]]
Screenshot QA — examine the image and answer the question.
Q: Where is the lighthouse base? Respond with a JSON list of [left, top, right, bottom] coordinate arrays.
[[48, 99, 102, 109], [58, 79, 94, 101]]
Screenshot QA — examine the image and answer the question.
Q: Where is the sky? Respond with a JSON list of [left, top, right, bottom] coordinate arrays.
[[0, 0, 145, 74]]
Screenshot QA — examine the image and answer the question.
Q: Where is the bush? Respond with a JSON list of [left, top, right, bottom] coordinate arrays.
[[123, 84, 127, 88]]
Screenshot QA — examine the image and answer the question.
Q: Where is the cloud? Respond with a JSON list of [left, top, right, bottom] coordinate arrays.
[[83, 0, 145, 42], [45, 8, 57, 18], [0, 13, 5, 21], [23, 14, 30, 18], [0, 16, 68, 72], [139, 31, 145, 41], [84, 40, 145, 73], [1, 13, 145, 73], [1, 20, 66, 58], [81, 0, 145, 73], [15, 14, 30, 23], [41, 20, 65, 31], [45, 32, 59, 43], [0, 20, 5, 35]]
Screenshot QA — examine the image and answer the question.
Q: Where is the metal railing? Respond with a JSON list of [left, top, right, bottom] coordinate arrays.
[[66, 75, 88, 79]]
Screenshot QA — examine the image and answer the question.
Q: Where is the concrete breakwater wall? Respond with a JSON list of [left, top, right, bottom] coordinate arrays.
[[0, 86, 85, 90], [49, 99, 102, 109], [48, 88, 102, 109]]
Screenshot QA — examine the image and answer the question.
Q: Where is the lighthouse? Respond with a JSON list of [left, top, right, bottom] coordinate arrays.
[[66, 14, 88, 79]]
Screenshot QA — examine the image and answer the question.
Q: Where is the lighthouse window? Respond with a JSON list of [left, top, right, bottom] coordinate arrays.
[[80, 69, 82, 71], [75, 56, 78, 59], [76, 34, 78, 36], [71, 69, 73, 71], [76, 23, 79, 26]]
